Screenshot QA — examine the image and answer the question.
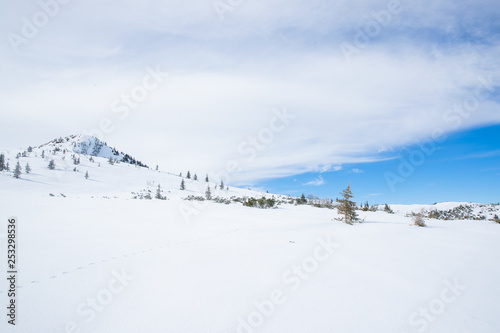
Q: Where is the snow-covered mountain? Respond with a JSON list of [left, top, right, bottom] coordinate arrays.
[[0, 134, 283, 201], [36, 134, 148, 167]]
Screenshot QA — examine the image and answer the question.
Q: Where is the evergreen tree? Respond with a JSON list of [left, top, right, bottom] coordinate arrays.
[[155, 184, 164, 199], [48, 160, 56, 170], [384, 204, 394, 214], [156, 165, 158, 171], [25, 163, 31, 174], [205, 186, 212, 200], [27, 146, 33, 153], [5, 162, 10, 171], [41, 150, 45, 158], [205, 174, 209, 182], [187, 171, 191, 179], [179, 172, 182, 177], [180, 179, 185, 190], [194, 174, 198, 181], [220, 180, 224, 190], [85, 171, 89, 179], [336, 184, 359, 225], [300, 193, 307, 205], [108, 156, 114, 165], [0, 153, 5, 171], [13, 162, 21, 179]]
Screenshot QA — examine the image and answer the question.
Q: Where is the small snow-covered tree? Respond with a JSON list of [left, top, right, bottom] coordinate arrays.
[[180, 179, 186, 190], [5, 162, 10, 171], [194, 174, 198, 181], [48, 160, 56, 170], [220, 180, 224, 190], [384, 204, 394, 214], [155, 184, 165, 199], [13, 162, 21, 179], [336, 184, 359, 225], [25, 163, 31, 174], [0, 153, 5, 171], [41, 150, 45, 158], [205, 174, 209, 182], [187, 171, 191, 179], [85, 171, 89, 179], [205, 186, 212, 200], [108, 156, 114, 165]]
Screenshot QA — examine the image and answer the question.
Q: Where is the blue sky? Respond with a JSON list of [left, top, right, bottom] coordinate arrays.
[[1, 0, 499, 204], [255, 125, 500, 204]]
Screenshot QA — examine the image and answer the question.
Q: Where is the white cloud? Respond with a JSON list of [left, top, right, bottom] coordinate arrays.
[[352, 169, 364, 174], [303, 176, 325, 186], [1, 0, 499, 184]]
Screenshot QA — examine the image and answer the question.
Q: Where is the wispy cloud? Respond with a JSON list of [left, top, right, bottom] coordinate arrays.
[[351, 168, 364, 174], [303, 176, 325, 186]]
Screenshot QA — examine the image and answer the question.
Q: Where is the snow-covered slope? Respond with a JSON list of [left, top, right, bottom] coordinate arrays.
[[0, 134, 283, 200], [1, 135, 500, 333]]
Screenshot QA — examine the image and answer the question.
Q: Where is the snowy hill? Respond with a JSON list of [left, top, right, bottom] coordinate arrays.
[[1, 135, 500, 333], [0, 134, 284, 201]]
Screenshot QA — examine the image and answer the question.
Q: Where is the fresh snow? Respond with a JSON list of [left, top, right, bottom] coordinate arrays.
[[1, 135, 500, 333]]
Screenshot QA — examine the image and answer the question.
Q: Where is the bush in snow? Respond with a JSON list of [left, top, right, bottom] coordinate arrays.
[[413, 213, 427, 227], [242, 197, 276, 209], [48, 160, 56, 170]]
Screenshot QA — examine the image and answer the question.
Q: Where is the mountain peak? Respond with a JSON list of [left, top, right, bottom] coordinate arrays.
[[37, 134, 148, 168]]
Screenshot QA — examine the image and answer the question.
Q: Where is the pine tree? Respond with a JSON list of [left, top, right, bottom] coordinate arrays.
[[13, 162, 21, 179], [85, 171, 89, 179], [48, 160, 55, 170], [205, 174, 209, 182], [194, 174, 198, 181], [5, 162, 10, 171], [205, 186, 212, 200], [384, 204, 394, 214], [220, 180, 224, 190], [300, 193, 307, 205], [180, 179, 185, 190], [156, 165, 158, 171], [336, 184, 359, 225], [108, 156, 114, 165], [0, 153, 5, 171], [179, 172, 182, 177], [187, 171, 191, 179], [25, 163, 31, 174], [155, 184, 164, 199], [41, 150, 45, 158]]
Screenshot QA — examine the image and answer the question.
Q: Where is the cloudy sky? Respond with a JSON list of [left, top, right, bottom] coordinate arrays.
[[1, 0, 499, 203]]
